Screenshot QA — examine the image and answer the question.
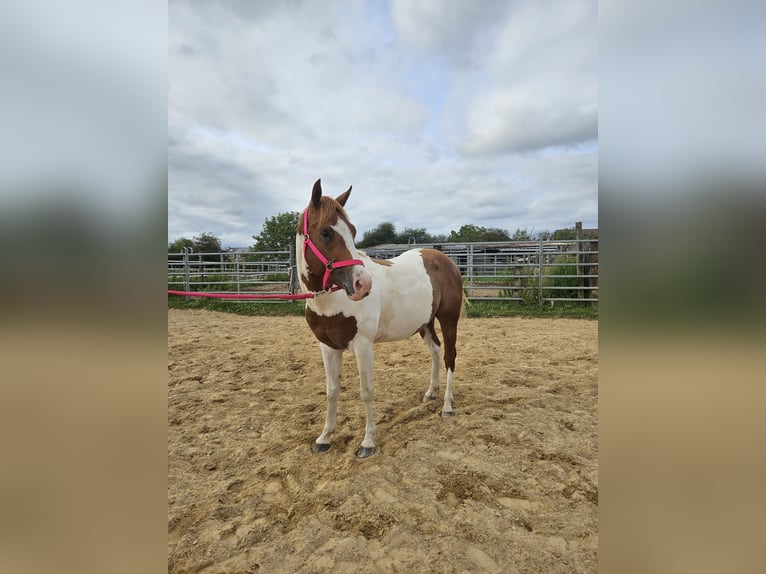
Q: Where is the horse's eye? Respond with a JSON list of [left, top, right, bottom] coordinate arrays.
[[319, 229, 331, 239]]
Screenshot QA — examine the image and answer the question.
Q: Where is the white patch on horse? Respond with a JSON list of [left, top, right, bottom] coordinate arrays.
[[422, 327, 442, 401], [442, 368, 455, 416], [368, 250, 433, 342], [330, 219, 356, 259], [332, 220, 372, 300]]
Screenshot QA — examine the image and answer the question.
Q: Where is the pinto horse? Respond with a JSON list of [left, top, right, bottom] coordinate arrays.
[[296, 179, 465, 458]]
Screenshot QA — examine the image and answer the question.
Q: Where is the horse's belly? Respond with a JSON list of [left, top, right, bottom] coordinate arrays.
[[373, 281, 433, 342], [374, 319, 426, 342]]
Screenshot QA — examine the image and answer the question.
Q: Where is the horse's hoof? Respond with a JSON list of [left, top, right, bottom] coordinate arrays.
[[441, 411, 455, 417], [312, 443, 331, 454], [355, 446, 375, 459]]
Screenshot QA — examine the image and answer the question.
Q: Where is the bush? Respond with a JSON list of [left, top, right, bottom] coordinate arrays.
[[495, 255, 582, 302], [542, 255, 580, 299]]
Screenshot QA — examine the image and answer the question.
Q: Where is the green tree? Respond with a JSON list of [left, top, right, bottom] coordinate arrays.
[[550, 227, 577, 240], [484, 227, 511, 241], [395, 227, 431, 244], [448, 224, 484, 242], [193, 232, 222, 254], [192, 232, 223, 262], [168, 237, 194, 253], [358, 222, 398, 248], [447, 224, 510, 242], [252, 211, 300, 253], [511, 228, 533, 241], [168, 237, 194, 263]]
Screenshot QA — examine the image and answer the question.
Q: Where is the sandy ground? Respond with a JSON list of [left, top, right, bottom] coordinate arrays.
[[168, 309, 598, 573]]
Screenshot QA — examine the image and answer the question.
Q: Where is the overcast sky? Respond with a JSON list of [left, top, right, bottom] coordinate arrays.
[[169, 0, 597, 247]]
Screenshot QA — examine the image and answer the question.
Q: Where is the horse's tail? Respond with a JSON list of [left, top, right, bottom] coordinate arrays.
[[460, 291, 470, 318]]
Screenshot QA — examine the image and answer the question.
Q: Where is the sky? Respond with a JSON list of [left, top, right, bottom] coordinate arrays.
[[169, 0, 597, 248]]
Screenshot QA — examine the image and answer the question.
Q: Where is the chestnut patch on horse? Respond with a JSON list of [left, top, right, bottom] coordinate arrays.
[[371, 258, 393, 267], [419, 248, 464, 373], [305, 307, 358, 350], [420, 248, 464, 322]]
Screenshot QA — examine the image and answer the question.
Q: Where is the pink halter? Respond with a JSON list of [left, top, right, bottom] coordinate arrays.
[[302, 207, 364, 291]]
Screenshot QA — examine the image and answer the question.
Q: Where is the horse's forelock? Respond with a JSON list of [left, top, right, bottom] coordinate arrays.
[[314, 197, 354, 237]]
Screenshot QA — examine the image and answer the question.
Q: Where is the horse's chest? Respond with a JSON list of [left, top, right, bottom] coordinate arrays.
[[305, 307, 358, 350]]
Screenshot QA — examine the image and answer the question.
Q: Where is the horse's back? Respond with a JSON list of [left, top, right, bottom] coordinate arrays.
[[367, 248, 463, 342]]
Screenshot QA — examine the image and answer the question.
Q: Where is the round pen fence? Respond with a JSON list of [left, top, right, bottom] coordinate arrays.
[[168, 238, 598, 305]]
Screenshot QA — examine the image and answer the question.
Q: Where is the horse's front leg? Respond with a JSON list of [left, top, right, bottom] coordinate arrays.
[[352, 339, 376, 458], [313, 343, 343, 454]]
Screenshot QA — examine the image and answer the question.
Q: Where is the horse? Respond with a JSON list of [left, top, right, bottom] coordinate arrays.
[[296, 179, 465, 458]]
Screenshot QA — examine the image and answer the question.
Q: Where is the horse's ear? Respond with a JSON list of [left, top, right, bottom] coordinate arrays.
[[335, 185, 352, 207], [311, 179, 322, 208]]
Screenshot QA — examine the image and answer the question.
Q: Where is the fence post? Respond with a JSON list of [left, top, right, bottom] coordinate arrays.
[[576, 221, 584, 300], [183, 247, 192, 300], [289, 245, 298, 295], [538, 238, 544, 305], [467, 243, 474, 298], [235, 252, 241, 294]]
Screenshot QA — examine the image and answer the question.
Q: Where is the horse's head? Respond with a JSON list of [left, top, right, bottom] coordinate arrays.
[[297, 179, 372, 300]]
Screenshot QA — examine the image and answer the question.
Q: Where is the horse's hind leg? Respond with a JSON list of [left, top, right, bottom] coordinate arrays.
[[313, 343, 342, 453], [419, 322, 441, 402], [439, 318, 458, 417]]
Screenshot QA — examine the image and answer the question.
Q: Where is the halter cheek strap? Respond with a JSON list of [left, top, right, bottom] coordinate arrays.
[[303, 208, 364, 291]]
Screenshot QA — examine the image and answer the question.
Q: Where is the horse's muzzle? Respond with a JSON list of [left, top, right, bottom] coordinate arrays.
[[339, 265, 372, 301]]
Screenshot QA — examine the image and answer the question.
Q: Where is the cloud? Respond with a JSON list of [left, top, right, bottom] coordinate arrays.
[[390, 0, 507, 65], [461, 89, 597, 155], [168, 0, 598, 246], [461, 0, 597, 154]]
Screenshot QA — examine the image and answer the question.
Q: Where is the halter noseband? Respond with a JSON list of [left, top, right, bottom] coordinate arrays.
[[302, 207, 364, 292]]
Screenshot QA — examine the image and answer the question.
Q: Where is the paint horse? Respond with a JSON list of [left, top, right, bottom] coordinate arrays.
[[296, 179, 465, 458]]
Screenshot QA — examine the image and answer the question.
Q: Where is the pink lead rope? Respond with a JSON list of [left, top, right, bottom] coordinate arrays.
[[167, 290, 317, 300], [302, 207, 364, 291]]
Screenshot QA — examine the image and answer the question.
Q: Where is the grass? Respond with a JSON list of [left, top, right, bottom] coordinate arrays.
[[465, 300, 597, 319], [168, 295, 597, 319], [168, 272, 290, 292]]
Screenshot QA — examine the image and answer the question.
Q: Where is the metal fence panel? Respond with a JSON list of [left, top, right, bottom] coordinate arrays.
[[167, 248, 295, 301], [168, 239, 598, 305]]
